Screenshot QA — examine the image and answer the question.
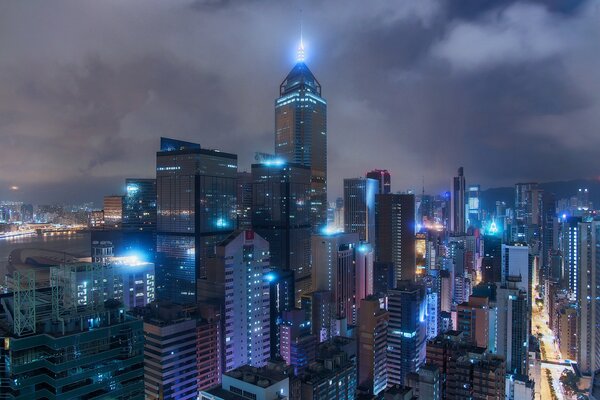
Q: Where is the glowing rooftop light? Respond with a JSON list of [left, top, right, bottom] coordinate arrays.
[[321, 226, 340, 236], [265, 272, 276, 282], [489, 220, 498, 234], [297, 37, 305, 62], [263, 158, 285, 167]]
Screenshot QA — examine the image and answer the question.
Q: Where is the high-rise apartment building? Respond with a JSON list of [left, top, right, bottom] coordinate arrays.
[[450, 167, 466, 234], [366, 169, 391, 195], [203, 230, 271, 371], [358, 296, 389, 395], [344, 177, 378, 244], [279, 308, 317, 375], [312, 232, 364, 325], [266, 268, 295, 359], [252, 161, 311, 303], [375, 193, 416, 283], [275, 48, 327, 231], [139, 302, 221, 399], [457, 295, 490, 348], [575, 220, 600, 375], [155, 137, 237, 303]]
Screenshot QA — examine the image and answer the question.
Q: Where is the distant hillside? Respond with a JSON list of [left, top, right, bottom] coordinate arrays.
[[480, 179, 600, 214]]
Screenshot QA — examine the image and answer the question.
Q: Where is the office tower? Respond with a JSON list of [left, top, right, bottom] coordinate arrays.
[[301, 290, 334, 343], [426, 331, 506, 400], [155, 137, 237, 303], [450, 167, 466, 234], [387, 280, 427, 386], [496, 278, 529, 376], [299, 342, 357, 400], [439, 269, 453, 314], [344, 177, 378, 243], [501, 243, 531, 308], [0, 265, 144, 399], [415, 232, 427, 276], [103, 194, 124, 229], [514, 182, 542, 242], [123, 178, 157, 231], [275, 45, 327, 232], [373, 261, 395, 294], [482, 235, 502, 283], [20, 203, 33, 222], [251, 161, 311, 303], [204, 230, 271, 371], [375, 193, 416, 283], [90, 209, 105, 229], [139, 303, 221, 399], [466, 184, 481, 228], [425, 285, 439, 340], [267, 268, 295, 359], [236, 171, 253, 228], [108, 255, 155, 309], [576, 220, 600, 374], [312, 232, 361, 324], [280, 308, 317, 374], [366, 169, 391, 195], [355, 242, 374, 304], [200, 365, 290, 400], [457, 295, 489, 348], [334, 197, 344, 230], [540, 191, 556, 277], [358, 296, 389, 395]]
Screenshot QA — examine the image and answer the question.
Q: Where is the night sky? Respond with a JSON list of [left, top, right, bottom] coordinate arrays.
[[1, 0, 598, 204]]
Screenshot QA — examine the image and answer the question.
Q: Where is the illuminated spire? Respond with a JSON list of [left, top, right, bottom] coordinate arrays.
[[297, 16, 305, 62]]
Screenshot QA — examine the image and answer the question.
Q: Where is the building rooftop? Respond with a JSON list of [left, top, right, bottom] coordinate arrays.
[[224, 364, 289, 386]]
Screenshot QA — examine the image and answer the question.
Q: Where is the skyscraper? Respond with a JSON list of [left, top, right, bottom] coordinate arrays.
[[387, 280, 427, 386], [103, 195, 124, 229], [155, 137, 237, 303], [251, 161, 311, 303], [366, 169, 391, 195], [123, 178, 157, 231], [275, 43, 327, 231], [575, 220, 600, 375], [358, 296, 389, 395], [375, 193, 416, 283], [450, 167, 466, 234], [312, 232, 362, 325], [496, 278, 529, 376], [344, 177, 378, 243], [204, 230, 271, 371]]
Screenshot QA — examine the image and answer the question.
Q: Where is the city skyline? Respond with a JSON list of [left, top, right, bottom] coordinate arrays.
[[1, 1, 600, 204]]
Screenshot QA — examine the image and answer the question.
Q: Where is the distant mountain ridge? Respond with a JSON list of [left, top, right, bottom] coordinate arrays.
[[480, 179, 600, 214]]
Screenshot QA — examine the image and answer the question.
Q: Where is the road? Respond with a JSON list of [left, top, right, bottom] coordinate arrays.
[[532, 291, 574, 400]]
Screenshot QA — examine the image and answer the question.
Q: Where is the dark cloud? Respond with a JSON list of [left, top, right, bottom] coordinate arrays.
[[0, 0, 598, 204]]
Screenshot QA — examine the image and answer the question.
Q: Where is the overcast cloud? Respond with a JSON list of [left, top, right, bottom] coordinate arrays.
[[0, 0, 598, 204]]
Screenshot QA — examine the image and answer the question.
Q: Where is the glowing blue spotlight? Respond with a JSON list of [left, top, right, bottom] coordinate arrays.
[[264, 158, 285, 167], [265, 272, 277, 282], [215, 218, 229, 228]]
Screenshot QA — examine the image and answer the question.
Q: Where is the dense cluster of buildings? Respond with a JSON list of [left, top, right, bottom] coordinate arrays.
[[1, 42, 599, 400]]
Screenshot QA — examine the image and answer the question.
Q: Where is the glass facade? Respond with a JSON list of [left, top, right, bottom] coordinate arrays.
[[156, 138, 237, 303], [123, 178, 156, 231], [252, 163, 311, 277], [275, 62, 327, 231]]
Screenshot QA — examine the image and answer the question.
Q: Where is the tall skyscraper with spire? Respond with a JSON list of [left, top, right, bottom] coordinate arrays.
[[275, 38, 327, 231]]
